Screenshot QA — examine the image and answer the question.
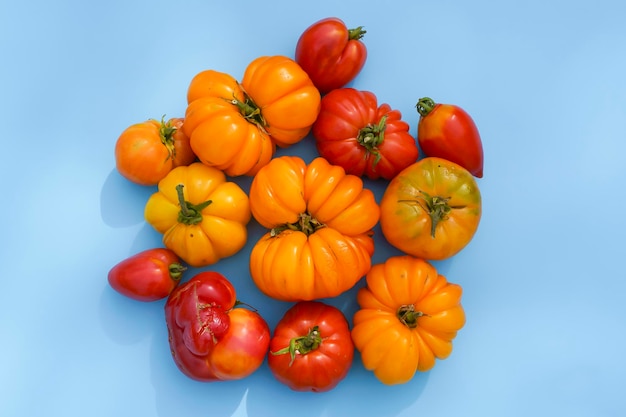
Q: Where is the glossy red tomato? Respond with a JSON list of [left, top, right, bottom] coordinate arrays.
[[312, 88, 419, 180], [295, 17, 367, 94], [416, 97, 484, 178], [165, 271, 270, 382], [267, 301, 354, 392], [107, 248, 185, 302]]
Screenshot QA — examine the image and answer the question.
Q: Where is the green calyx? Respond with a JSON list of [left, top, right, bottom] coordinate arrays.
[[270, 212, 325, 237], [168, 263, 187, 281], [357, 115, 387, 167], [229, 91, 268, 131], [399, 190, 452, 238], [158, 116, 178, 161], [415, 97, 436, 117], [271, 326, 323, 366], [397, 304, 428, 329], [348, 26, 367, 41], [175, 184, 212, 225]]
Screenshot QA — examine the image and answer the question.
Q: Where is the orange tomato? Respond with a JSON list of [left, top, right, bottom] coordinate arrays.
[[351, 255, 466, 385], [114, 117, 196, 186], [380, 157, 482, 260], [241, 55, 321, 147], [248, 156, 380, 301]]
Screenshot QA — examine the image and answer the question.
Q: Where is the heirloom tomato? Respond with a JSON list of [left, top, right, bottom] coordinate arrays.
[[183, 70, 275, 176], [380, 157, 482, 261], [312, 88, 419, 180], [240, 55, 321, 147], [416, 97, 484, 178], [107, 248, 185, 302], [295, 17, 367, 94], [144, 162, 251, 268], [165, 271, 271, 382], [268, 301, 354, 392], [114, 117, 196, 186], [248, 156, 380, 301], [352, 256, 465, 385]]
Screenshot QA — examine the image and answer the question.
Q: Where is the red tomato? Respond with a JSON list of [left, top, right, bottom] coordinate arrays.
[[107, 248, 185, 302], [416, 97, 484, 178], [295, 17, 367, 94], [114, 117, 197, 186], [267, 301, 354, 392], [165, 271, 270, 382], [312, 88, 419, 180]]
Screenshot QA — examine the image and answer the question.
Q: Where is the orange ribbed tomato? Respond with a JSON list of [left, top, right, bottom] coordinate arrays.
[[183, 70, 275, 177], [351, 255, 466, 385], [240, 55, 321, 147], [248, 156, 380, 301]]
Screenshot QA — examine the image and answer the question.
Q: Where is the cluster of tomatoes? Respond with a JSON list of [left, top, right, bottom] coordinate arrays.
[[108, 17, 484, 392]]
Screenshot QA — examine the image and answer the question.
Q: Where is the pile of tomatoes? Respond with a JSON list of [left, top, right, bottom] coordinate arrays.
[[108, 17, 484, 392]]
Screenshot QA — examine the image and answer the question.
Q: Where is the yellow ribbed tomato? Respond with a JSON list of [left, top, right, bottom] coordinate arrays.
[[144, 162, 251, 267], [351, 255, 465, 385], [248, 156, 380, 301]]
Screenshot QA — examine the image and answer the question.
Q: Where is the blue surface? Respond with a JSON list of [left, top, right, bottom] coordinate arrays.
[[2, 1, 625, 416]]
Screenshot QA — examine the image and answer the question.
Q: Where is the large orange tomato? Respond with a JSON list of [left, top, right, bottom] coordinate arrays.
[[115, 117, 196, 186], [380, 157, 482, 260], [240, 55, 321, 147], [248, 156, 380, 301], [183, 70, 275, 177], [351, 255, 465, 385]]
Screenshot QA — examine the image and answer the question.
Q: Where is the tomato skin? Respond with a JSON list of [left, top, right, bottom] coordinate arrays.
[[107, 248, 185, 302], [351, 256, 465, 385], [416, 97, 484, 178], [268, 301, 354, 392], [248, 156, 380, 301], [165, 271, 271, 382], [295, 17, 367, 94], [115, 117, 196, 186], [312, 88, 419, 180], [380, 157, 482, 261]]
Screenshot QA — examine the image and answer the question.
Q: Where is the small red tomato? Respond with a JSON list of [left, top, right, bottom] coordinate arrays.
[[268, 301, 354, 392], [295, 17, 367, 94], [107, 248, 186, 302], [416, 97, 484, 178], [312, 88, 419, 180], [114, 117, 196, 186], [165, 271, 271, 382]]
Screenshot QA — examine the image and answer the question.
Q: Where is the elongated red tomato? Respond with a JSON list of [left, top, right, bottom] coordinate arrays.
[[268, 301, 354, 392], [313, 88, 419, 180], [295, 17, 367, 94], [416, 97, 484, 178]]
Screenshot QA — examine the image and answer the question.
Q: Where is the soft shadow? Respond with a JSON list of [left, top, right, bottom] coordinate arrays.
[[100, 168, 156, 228]]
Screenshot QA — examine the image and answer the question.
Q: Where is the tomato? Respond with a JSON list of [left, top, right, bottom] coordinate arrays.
[[240, 55, 321, 147], [312, 88, 419, 180], [114, 117, 196, 186], [184, 70, 275, 177], [380, 157, 482, 260], [144, 162, 251, 267], [165, 271, 271, 382], [248, 156, 380, 301], [351, 256, 465, 385], [295, 17, 367, 94], [107, 248, 185, 302], [268, 301, 354, 392], [416, 97, 484, 178]]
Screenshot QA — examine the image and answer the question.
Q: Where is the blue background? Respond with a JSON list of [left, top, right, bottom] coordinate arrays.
[[2, 0, 625, 416]]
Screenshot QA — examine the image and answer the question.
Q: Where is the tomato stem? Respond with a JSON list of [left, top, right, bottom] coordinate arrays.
[[168, 263, 186, 281], [175, 184, 213, 225], [270, 212, 325, 237], [158, 116, 177, 161], [398, 191, 452, 238], [416, 97, 437, 117], [348, 26, 367, 41], [230, 91, 268, 131], [356, 115, 387, 167], [270, 326, 322, 366], [397, 305, 428, 328]]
